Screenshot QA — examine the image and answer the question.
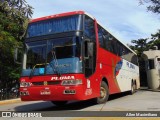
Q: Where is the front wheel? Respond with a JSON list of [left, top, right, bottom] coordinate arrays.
[[95, 81, 109, 104], [51, 101, 68, 106]]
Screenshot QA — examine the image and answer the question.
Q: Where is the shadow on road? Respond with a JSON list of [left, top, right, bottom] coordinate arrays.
[[15, 91, 132, 111], [108, 91, 131, 101], [14, 100, 97, 111]]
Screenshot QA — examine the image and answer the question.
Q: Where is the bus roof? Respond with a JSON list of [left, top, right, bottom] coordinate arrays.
[[30, 10, 137, 55], [30, 11, 85, 23]]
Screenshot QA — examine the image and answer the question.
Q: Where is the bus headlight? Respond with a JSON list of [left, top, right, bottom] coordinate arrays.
[[20, 82, 31, 87], [61, 79, 82, 85]]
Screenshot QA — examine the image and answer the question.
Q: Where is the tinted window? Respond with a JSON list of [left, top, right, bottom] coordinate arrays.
[[98, 26, 104, 48], [84, 15, 96, 77], [110, 38, 117, 54], [97, 24, 138, 65], [27, 15, 82, 38], [98, 26, 118, 54], [26, 41, 47, 69], [84, 16, 96, 41], [47, 37, 81, 60]]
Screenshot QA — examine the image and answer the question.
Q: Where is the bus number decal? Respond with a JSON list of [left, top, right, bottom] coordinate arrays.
[[85, 88, 92, 96]]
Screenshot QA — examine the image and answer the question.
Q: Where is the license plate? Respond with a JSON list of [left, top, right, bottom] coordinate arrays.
[[40, 90, 51, 95]]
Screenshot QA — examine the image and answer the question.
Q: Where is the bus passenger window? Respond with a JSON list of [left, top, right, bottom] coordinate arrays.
[[98, 26, 105, 48], [84, 15, 96, 77], [84, 16, 96, 41]]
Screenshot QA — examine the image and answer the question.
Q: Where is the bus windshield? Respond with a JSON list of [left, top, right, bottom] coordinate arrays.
[[21, 37, 82, 76], [47, 37, 81, 60], [26, 15, 82, 38]]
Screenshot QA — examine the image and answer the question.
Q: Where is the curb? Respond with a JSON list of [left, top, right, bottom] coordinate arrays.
[[0, 98, 22, 105]]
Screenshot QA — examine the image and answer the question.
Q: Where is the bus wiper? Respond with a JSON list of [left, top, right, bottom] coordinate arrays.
[[29, 64, 45, 78], [29, 65, 37, 78], [29, 68, 34, 78], [51, 49, 61, 76]]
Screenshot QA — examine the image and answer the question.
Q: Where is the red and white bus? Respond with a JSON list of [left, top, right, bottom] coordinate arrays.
[[17, 11, 140, 106]]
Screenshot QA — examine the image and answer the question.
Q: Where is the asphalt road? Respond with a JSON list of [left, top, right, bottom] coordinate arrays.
[[0, 89, 160, 112], [0, 89, 160, 120]]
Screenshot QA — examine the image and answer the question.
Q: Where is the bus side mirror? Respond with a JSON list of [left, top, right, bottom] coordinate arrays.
[[14, 47, 22, 64], [84, 41, 94, 59], [87, 42, 94, 57]]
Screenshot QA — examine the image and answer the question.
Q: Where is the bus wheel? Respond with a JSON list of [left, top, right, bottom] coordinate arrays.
[[130, 81, 136, 95], [96, 81, 109, 104], [51, 101, 68, 106]]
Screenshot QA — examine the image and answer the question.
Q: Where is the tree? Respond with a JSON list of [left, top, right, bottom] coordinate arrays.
[[129, 38, 149, 87], [0, 0, 33, 99], [130, 38, 148, 56], [130, 30, 160, 56], [129, 30, 160, 87], [139, 0, 160, 14], [0, 0, 33, 40], [134, 1, 160, 87], [150, 30, 160, 49]]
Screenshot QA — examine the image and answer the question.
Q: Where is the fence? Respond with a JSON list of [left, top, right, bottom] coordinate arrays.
[[0, 81, 19, 101]]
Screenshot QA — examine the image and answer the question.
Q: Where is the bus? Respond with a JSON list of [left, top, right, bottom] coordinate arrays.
[[15, 11, 140, 106]]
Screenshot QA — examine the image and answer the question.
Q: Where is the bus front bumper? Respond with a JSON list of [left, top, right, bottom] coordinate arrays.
[[20, 85, 89, 101]]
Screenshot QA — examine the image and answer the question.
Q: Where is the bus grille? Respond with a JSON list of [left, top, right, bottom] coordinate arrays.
[[32, 81, 60, 86]]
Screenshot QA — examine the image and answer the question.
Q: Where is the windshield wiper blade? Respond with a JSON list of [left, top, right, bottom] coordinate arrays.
[[48, 62, 61, 76], [51, 50, 61, 76], [29, 64, 46, 78], [29, 69, 34, 78]]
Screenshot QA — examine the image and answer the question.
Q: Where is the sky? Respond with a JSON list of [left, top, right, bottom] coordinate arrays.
[[27, 0, 160, 44]]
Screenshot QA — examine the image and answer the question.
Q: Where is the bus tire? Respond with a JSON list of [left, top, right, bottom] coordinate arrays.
[[51, 101, 68, 106], [130, 81, 136, 95], [96, 81, 109, 104]]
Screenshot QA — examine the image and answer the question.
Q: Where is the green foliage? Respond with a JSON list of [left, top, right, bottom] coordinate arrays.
[[130, 38, 148, 57], [140, 0, 160, 14], [137, 1, 160, 53], [150, 30, 160, 48], [0, 0, 33, 96], [129, 30, 160, 56], [129, 30, 160, 87]]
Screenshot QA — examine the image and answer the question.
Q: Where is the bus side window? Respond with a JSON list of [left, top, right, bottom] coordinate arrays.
[[117, 42, 123, 56], [111, 39, 117, 55], [84, 16, 96, 42], [102, 29, 113, 52], [98, 26, 105, 48], [104, 34, 111, 52], [84, 15, 96, 77]]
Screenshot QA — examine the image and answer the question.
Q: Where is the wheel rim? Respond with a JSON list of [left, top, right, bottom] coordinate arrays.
[[131, 85, 133, 92], [100, 87, 106, 98], [131, 83, 135, 93]]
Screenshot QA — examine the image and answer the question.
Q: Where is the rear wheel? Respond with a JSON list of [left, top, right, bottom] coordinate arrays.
[[51, 101, 68, 106], [95, 81, 109, 104], [130, 81, 136, 95]]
